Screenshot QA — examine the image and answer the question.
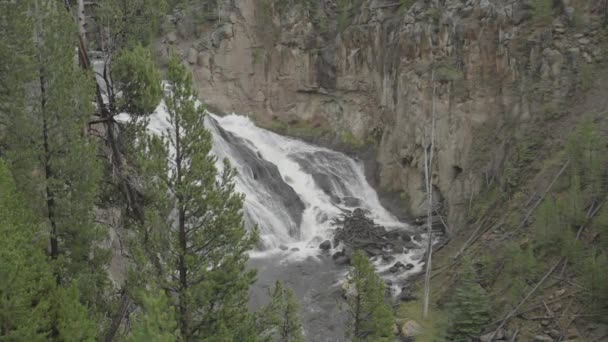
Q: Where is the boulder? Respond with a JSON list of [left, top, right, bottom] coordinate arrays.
[[319, 240, 332, 250], [365, 247, 383, 256], [382, 254, 396, 263], [398, 288, 416, 302], [400, 320, 422, 337], [334, 256, 350, 265], [389, 261, 405, 273], [279, 244, 289, 251], [343, 196, 362, 207], [290, 247, 300, 252], [187, 48, 198, 64]]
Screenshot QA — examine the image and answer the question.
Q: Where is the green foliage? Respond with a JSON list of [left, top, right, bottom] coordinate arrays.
[[396, 300, 448, 342], [346, 250, 394, 341], [258, 281, 304, 342], [532, 197, 568, 253], [129, 287, 179, 342], [435, 65, 463, 82], [502, 138, 538, 194], [445, 260, 490, 342], [399, 0, 415, 13], [266, 118, 331, 140], [504, 242, 541, 300], [0, 160, 53, 341], [532, 0, 553, 21], [580, 63, 596, 91], [97, 0, 168, 48], [0, 160, 97, 341], [566, 120, 607, 200], [134, 55, 258, 341], [578, 250, 608, 320], [51, 284, 97, 342], [112, 45, 163, 116], [340, 131, 367, 149], [4, 0, 108, 312]]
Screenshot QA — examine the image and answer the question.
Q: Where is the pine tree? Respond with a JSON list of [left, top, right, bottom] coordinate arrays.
[[135, 55, 258, 341], [0, 160, 97, 341], [3, 0, 108, 329], [97, 0, 168, 49], [258, 281, 304, 342], [0, 160, 53, 340], [129, 287, 179, 342], [445, 260, 490, 342], [346, 250, 394, 341]]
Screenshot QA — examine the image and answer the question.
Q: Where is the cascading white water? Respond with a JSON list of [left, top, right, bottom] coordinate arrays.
[[208, 114, 407, 250], [120, 99, 425, 302]]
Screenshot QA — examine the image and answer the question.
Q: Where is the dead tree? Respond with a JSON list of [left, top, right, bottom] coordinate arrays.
[[422, 70, 436, 319]]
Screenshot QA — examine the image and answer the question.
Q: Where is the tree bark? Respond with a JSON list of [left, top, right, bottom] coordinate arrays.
[[422, 70, 436, 319]]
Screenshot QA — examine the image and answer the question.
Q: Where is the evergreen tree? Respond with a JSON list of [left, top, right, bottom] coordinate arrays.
[[0, 160, 97, 341], [0, 160, 53, 340], [3, 0, 108, 328], [258, 281, 304, 342], [129, 287, 179, 342], [445, 260, 490, 342], [135, 55, 258, 341], [346, 250, 394, 342], [97, 0, 168, 49]]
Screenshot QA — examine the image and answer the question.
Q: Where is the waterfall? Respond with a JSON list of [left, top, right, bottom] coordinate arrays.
[[135, 101, 410, 252]]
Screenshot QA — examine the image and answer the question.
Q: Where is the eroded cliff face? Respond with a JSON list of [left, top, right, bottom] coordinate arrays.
[[156, 0, 606, 227]]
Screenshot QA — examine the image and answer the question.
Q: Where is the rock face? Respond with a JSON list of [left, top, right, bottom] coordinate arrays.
[[158, 0, 606, 228]]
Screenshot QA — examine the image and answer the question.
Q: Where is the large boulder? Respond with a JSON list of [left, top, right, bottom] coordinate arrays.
[[319, 240, 332, 250], [400, 320, 422, 337]]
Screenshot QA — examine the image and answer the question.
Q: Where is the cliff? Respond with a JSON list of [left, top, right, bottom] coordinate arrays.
[[155, 0, 607, 229]]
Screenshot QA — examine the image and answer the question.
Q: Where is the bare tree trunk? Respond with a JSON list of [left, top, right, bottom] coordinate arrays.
[[77, 0, 86, 47], [422, 70, 436, 319]]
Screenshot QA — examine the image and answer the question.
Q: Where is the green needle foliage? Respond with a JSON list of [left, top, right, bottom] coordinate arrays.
[[0, 160, 96, 341], [445, 260, 490, 342], [258, 281, 304, 342], [97, 0, 168, 48], [112, 45, 163, 116], [3, 0, 108, 315], [129, 287, 179, 342], [134, 55, 258, 341], [0, 160, 54, 340], [346, 250, 394, 342]]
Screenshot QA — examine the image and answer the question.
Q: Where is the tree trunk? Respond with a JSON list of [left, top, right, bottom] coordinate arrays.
[[422, 70, 436, 319], [77, 0, 86, 47]]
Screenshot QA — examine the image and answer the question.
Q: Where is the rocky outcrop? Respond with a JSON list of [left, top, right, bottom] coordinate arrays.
[[157, 0, 607, 228]]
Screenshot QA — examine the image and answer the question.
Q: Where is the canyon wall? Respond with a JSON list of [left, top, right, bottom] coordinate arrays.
[[156, 0, 606, 228]]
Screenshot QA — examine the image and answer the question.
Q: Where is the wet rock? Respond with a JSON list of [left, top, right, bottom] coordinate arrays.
[[334, 256, 350, 265], [389, 261, 405, 273], [382, 254, 395, 263], [366, 247, 383, 256], [319, 240, 332, 250], [290, 247, 300, 252], [279, 244, 289, 251], [405, 263, 414, 270], [343, 196, 361, 207], [398, 288, 416, 302]]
